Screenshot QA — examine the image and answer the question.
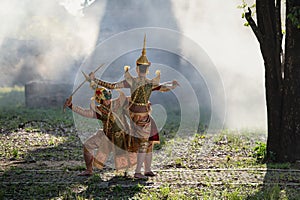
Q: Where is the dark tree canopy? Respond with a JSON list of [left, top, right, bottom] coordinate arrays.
[[245, 0, 300, 162]]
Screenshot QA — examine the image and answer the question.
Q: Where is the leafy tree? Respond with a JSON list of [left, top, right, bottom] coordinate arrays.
[[242, 0, 300, 162]]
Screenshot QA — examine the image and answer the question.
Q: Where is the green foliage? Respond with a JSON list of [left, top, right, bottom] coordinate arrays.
[[89, 173, 102, 183], [0, 107, 73, 132], [0, 86, 24, 108], [244, 22, 250, 27], [248, 185, 281, 200], [238, 0, 256, 19], [159, 184, 170, 198], [252, 142, 267, 163], [214, 130, 246, 148], [267, 162, 291, 169], [0, 189, 4, 200], [174, 157, 184, 167], [1, 86, 299, 199], [287, 6, 300, 29], [223, 188, 243, 200], [133, 183, 144, 192], [0, 86, 74, 132], [113, 184, 122, 193], [12, 148, 19, 159], [237, 0, 248, 10]]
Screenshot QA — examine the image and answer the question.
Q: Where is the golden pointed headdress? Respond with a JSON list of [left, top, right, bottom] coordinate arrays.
[[136, 34, 151, 66]]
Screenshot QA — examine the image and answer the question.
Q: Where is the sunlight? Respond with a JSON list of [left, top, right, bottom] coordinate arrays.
[[59, 0, 97, 16]]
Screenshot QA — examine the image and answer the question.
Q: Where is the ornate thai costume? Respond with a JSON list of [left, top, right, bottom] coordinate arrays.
[[68, 88, 136, 170], [87, 35, 178, 178], [90, 36, 177, 156]]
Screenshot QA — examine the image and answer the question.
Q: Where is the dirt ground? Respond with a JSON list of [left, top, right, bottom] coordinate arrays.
[[1, 123, 299, 199]]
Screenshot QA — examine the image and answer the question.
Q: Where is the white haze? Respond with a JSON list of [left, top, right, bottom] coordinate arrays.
[[0, 0, 104, 84], [0, 0, 266, 130], [171, 0, 266, 130]]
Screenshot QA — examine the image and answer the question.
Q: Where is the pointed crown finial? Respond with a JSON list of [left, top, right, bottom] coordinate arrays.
[[136, 34, 151, 66], [142, 34, 146, 56]]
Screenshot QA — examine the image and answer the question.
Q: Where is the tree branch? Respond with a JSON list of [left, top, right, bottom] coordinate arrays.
[[245, 7, 264, 44]]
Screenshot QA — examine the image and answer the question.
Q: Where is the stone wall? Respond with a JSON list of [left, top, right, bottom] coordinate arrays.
[[25, 81, 72, 108]]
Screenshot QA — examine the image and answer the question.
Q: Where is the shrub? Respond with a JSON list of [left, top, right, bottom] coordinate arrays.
[[252, 142, 266, 163]]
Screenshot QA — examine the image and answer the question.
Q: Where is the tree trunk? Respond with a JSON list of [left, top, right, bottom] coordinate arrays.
[[246, 0, 300, 162], [280, 0, 300, 162], [250, 0, 283, 161], [264, 50, 282, 161]]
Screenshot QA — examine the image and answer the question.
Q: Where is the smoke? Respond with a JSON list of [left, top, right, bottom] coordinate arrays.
[[0, 0, 267, 129], [171, 0, 266, 130], [0, 0, 103, 85]]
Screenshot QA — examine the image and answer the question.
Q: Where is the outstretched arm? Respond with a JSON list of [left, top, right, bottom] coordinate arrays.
[[89, 72, 129, 89], [64, 97, 97, 119], [152, 80, 180, 92]]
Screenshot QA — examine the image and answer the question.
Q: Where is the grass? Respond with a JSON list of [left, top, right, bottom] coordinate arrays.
[[0, 86, 73, 131], [252, 142, 267, 163], [0, 87, 299, 199], [0, 86, 24, 108]]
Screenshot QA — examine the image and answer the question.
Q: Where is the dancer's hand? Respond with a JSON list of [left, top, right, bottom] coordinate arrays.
[[64, 96, 72, 107], [172, 80, 180, 87], [89, 72, 95, 81]]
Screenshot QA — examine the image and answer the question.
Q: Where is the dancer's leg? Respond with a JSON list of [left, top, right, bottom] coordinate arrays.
[[78, 147, 93, 176]]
